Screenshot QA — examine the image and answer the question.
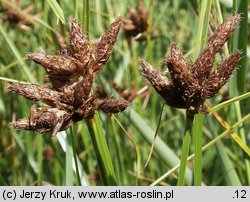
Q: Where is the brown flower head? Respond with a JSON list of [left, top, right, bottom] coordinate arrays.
[[140, 14, 241, 118], [1, 0, 41, 29], [9, 17, 129, 136], [122, 0, 148, 40]]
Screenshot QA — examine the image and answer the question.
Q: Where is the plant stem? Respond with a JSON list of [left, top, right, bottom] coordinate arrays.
[[86, 113, 117, 185], [83, 0, 90, 38], [151, 112, 250, 186], [70, 127, 81, 186], [232, 0, 250, 185], [177, 113, 193, 185], [233, 0, 247, 93], [193, 114, 204, 186], [193, 0, 212, 58], [127, 108, 193, 185], [65, 133, 73, 185], [37, 135, 43, 186]]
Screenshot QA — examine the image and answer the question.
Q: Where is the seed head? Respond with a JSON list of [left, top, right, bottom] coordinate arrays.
[[140, 14, 241, 117], [122, 0, 148, 40], [9, 17, 129, 136]]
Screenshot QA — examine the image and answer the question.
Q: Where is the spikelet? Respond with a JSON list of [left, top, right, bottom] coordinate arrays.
[[97, 99, 130, 114], [69, 18, 90, 66], [140, 59, 187, 108], [88, 17, 122, 73], [205, 51, 241, 98], [191, 14, 240, 84]]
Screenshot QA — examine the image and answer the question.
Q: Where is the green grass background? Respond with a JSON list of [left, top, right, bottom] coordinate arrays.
[[0, 0, 250, 185]]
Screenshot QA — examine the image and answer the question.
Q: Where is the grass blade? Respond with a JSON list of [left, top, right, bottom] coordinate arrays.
[[0, 27, 35, 83], [70, 127, 81, 186], [127, 108, 193, 185], [57, 132, 88, 185], [209, 107, 250, 157], [65, 132, 73, 185], [151, 113, 250, 185], [177, 115, 192, 186], [208, 92, 250, 113], [215, 141, 241, 185], [47, 0, 66, 24], [193, 0, 212, 57]]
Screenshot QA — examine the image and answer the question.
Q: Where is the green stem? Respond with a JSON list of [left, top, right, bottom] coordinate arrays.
[[74, 0, 79, 19], [86, 113, 117, 185], [235, 102, 250, 184], [193, 114, 204, 186], [232, 0, 250, 185], [70, 127, 81, 186], [233, 0, 247, 93], [37, 135, 43, 186], [65, 133, 73, 185], [177, 113, 193, 185], [151, 112, 250, 186], [83, 0, 90, 38], [193, 0, 212, 57], [127, 108, 193, 185], [215, 0, 229, 55]]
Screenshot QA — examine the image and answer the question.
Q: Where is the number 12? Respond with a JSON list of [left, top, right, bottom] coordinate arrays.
[[235, 190, 246, 198]]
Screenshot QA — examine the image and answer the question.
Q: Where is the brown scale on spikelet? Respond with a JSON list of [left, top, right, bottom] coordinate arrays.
[[97, 99, 129, 115], [9, 17, 129, 136], [69, 18, 90, 66], [140, 14, 241, 118]]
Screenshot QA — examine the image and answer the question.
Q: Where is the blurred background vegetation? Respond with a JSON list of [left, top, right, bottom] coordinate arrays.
[[0, 0, 249, 185]]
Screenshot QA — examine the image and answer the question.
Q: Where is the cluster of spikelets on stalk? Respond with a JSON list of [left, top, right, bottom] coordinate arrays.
[[140, 14, 241, 118], [0, 0, 41, 30], [9, 17, 129, 136], [8, 12, 241, 135], [121, 0, 148, 40]]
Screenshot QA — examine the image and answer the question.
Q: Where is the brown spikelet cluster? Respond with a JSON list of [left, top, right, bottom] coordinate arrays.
[[96, 82, 150, 103], [1, 0, 41, 29], [9, 17, 129, 136], [140, 14, 241, 118], [111, 82, 137, 102], [122, 0, 148, 40]]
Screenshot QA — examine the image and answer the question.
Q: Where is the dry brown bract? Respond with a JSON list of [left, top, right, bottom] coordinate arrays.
[[122, 0, 148, 40], [9, 17, 129, 136], [140, 14, 241, 118]]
